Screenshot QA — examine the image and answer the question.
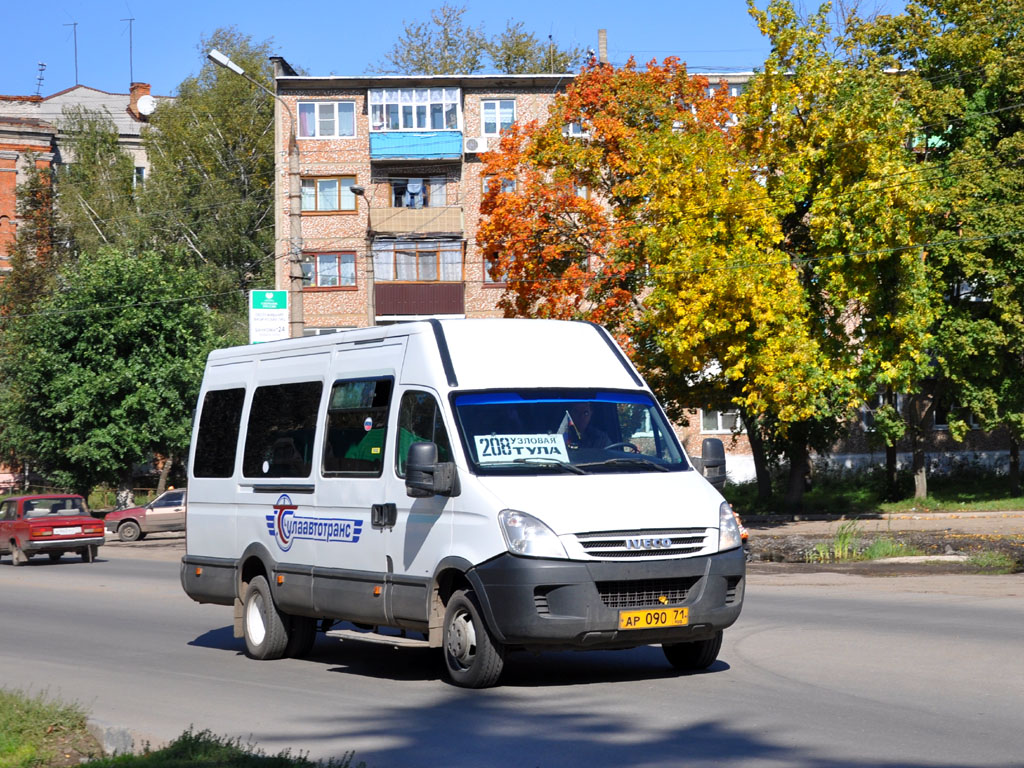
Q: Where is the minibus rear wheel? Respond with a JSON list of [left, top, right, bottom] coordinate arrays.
[[244, 575, 289, 660], [443, 589, 505, 688], [663, 630, 723, 671]]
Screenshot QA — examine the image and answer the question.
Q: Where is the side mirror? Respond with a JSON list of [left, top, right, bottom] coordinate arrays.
[[405, 442, 459, 498], [700, 437, 727, 492]]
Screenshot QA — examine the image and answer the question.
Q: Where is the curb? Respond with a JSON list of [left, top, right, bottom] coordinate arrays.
[[86, 719, 161, 757], [744, 510, 1024, 524]]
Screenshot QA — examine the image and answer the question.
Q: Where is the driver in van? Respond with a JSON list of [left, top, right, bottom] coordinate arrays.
[[565, 402, 610, 449]]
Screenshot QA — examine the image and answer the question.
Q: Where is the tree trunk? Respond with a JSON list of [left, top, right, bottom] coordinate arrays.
[[908, 394, 933, 501], [116, 467, 135, 510], [743, 411, 773, 503], [783, 426, 810, 514], [156, 455, 173, 496], [885, 444, 898, 500], [1010, 439, 1021, 497]]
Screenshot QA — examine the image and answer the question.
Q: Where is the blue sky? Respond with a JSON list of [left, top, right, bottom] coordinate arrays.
[[2, 0, 904, 98]]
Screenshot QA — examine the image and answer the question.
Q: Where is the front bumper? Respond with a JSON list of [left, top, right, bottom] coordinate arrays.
[[22, 536, 105, 554], [469, 546, 745, 651]]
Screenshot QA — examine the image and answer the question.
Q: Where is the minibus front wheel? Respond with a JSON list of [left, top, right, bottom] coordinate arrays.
[[443, 589, 505, 688]]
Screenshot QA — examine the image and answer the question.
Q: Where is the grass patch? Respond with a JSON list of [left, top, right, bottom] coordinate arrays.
[[726, 464, 1024, 517], [0, 688, 99, 768], [804, 521, 924, 563], [965, 551, 1018, 574], [86, 729, 363, 768], [0, 689, 365, 768]]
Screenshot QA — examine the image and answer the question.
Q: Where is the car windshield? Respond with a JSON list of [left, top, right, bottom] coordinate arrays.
[[453, 389, 689, 475], [23, 498, 86, 517]]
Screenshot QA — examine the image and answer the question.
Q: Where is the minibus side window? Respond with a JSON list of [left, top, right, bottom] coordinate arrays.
[[242, 381, 323, 478], [396, 390, 452, 477], [194, 388, 246, 478], [323, 378, 393, 476]]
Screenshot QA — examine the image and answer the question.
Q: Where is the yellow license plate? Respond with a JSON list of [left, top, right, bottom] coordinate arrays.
[[618, 607, 689, 630]]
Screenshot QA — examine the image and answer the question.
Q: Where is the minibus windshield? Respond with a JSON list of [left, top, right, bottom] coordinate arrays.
[[453, 390, 689, 475]]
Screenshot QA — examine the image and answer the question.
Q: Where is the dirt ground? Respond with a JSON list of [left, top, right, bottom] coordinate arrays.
[[744, 511, 1024, 575]]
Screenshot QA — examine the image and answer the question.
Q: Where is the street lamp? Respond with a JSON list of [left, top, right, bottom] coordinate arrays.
[[207, 48, 304, 338], [349, 185, 375, 326]]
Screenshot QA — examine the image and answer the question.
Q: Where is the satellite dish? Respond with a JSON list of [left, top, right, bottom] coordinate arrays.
[[137, 94, 157, 116]]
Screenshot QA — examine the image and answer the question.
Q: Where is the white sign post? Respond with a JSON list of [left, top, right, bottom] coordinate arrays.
[[249, 290, 290, 343]]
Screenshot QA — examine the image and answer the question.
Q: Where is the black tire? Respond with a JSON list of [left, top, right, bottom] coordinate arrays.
[[443, 589, 505, 688], [243, 575, 289, 660], [80, 545, 97, 563], [285, 616, 318, 658], [118, 520, 142, 542], [48, 551, 63, 563], [11, 541, 28, 566], [663, 630, 723, 671]]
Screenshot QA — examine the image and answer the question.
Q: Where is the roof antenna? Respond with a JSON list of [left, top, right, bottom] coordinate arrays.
[[121, 16, 136, 84], [63, 22, 79, 85], [35, 62, 47, 96]]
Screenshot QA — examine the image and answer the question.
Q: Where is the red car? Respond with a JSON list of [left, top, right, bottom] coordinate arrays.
[[0, 494, 105, 565], [103, 488, 186, 542]]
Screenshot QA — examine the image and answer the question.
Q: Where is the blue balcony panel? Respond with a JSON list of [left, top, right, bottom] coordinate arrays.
[[370, 131, 463, 161]]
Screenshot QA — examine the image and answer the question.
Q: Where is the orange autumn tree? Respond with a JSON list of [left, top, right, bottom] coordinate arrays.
[[478, 58, 822, 500]]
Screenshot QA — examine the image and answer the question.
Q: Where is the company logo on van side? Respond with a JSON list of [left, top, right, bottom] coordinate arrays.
[[265, 494, 363, 551]]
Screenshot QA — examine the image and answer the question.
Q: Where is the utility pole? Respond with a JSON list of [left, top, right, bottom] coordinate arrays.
[[63, 23, 78, 85]]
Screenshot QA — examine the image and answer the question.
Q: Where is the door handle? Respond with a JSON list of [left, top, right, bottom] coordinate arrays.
[[371, 503, 397, 530]]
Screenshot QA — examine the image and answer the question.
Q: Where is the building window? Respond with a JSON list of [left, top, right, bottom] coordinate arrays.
[[564, 121, 588, 138], [298, 101, 356, 138], [390, 177, 446, 208], [373, 240, 463, 282], [933, 402, 979, 431], [484, 254, 517, 285], [701, 409, 742, 434], [369, 87, 461, 131], [302, 252, 356, 288], [301, 176, 357, 212], [482, 175, 516, 195], [133, 166, 145, 188], [481, 99, 515, 136]]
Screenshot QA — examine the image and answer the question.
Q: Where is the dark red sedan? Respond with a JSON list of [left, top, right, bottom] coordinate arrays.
[[0, 494, 105, 565]]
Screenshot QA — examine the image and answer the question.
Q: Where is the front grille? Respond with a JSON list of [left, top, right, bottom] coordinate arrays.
[[574, 528, 710, 560], [597, 577, 701, 609]]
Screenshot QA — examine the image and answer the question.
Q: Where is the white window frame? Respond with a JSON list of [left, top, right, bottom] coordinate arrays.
[[701, 409, 743, 434], [372, 240, 464, 283], [389, 177, 447, 208], [933, 402, 980, 431], [368, 87, 462, 132], [297, 101, 356, 139], [302, 252, 357, 288], [300, 176, 358, 213], [481, 99, 515, 137]]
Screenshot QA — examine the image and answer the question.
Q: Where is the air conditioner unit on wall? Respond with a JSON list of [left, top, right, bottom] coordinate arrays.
[[463, 136, 489, 154]]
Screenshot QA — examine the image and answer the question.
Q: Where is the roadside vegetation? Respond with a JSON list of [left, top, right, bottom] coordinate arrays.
[[726, 464, 1024, 517], [0, 689, 363, 768]]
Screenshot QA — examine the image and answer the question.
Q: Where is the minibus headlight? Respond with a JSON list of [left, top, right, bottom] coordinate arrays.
[[719, 501, 743, 552], [498, 510, 568, 559]]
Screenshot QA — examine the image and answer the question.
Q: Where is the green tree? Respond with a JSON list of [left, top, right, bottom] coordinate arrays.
[[375, 3, 488, 74], [0, 249, 219, 504], [55, 106, 143, 256], [487, 20, 585, 74], [2, 156, 60, 318], [739, 0, 937, 507], [870, 0, 1024, 494], [142, 27, 277, 316]]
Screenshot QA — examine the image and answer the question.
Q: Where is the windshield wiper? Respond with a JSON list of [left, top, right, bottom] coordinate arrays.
[[511, 457, 586, 474], [576, 457, 671, 472]]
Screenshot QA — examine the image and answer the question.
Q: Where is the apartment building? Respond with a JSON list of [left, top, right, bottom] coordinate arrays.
[[271, 57, 575, 330], [0, 82, 160, 273]]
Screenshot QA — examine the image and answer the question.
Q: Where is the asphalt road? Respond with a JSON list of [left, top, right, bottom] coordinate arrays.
[[3, 539, 1023, 768]]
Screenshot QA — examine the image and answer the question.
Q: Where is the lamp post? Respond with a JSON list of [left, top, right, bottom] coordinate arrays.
[[207, 48, 304, 338], [349, 185, 375, 326]]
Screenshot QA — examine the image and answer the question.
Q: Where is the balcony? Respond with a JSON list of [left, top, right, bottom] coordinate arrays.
[[370, 131, 462, 161], [369, 206, 464, 236], [375, 283, 464, 317]]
